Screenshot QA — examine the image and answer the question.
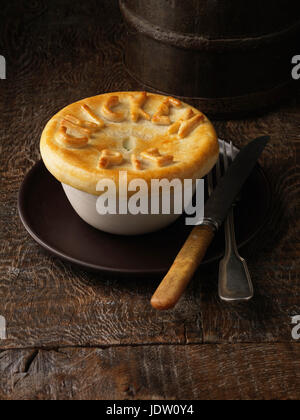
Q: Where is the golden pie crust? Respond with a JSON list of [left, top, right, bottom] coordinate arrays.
[[40, 92, 219, 195]]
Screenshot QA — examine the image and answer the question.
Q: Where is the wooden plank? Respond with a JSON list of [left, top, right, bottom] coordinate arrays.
[[0, 0, 299, 350], [0, 343, 299, 400], [0, 0, 299, 402]]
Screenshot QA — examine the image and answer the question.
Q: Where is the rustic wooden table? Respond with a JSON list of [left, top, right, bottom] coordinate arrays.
[[0, 0, 299, 400]]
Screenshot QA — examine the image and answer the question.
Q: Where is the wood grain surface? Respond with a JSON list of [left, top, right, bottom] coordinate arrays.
[[0, 0, 299, 400], [0, 344, 299, 400]]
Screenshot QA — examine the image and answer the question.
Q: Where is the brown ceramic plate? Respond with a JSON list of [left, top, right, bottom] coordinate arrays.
[[18, 153, 271, 277]]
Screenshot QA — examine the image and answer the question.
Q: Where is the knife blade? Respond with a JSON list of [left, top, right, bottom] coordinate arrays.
[[201, 135, 270, 230], [151, 136, 270, 310]]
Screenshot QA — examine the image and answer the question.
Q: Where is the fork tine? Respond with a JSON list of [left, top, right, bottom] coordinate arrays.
[[216, 145, 222, 182], [223, 140, 229, 172], [207, 140, 229, 196], [230, 141, 234, 164]]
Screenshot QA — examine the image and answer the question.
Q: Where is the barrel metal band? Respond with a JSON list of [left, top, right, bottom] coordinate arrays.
[[120, 0, 300, 52]]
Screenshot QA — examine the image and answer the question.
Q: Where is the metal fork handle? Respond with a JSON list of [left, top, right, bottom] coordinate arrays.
[[218, 207, 254, 302]]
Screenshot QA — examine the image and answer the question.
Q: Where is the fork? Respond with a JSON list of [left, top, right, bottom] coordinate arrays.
[[207, 140, 254, 302]]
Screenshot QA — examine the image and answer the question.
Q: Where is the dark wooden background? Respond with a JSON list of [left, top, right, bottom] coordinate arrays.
[[0, 0, 299, 400]]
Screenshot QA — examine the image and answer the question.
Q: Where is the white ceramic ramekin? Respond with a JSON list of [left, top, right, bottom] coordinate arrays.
[[62, 183, 185, 236]]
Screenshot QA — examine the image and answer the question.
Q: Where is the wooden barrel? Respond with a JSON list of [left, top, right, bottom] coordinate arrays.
[[120, 0, 300, 118]]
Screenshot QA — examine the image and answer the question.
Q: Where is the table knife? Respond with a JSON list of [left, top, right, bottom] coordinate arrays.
[[151, 136, 270, 310]]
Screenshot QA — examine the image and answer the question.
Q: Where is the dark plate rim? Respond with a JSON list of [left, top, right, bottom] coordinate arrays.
[[18, 158, 272, 276]]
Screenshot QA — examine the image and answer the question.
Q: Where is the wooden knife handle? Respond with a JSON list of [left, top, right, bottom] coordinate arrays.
[[151, 225, 215, 310]]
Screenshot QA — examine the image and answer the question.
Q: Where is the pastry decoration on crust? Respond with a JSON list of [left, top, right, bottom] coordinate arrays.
[[152, 97, 182, 126], [62, 115, 100, 135], [56, 94, 205, 166], [168, 108, 205, 138], [40, 92, 219, 195], [131, 154, 142, 171], [57, 126, 89, 148], [99, 149, 124, 169], [59, 104, 106, 147], [178, 114, 205, 138], [129, 92, 151, 122], [101, 96, 125, 122], [82, 104, 105, 128], [141, 148, 174, 168]]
